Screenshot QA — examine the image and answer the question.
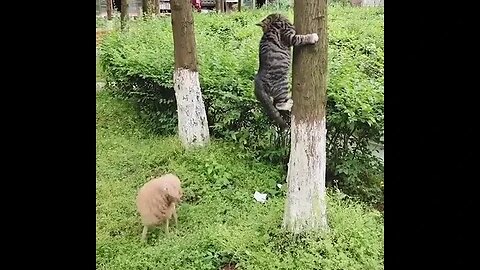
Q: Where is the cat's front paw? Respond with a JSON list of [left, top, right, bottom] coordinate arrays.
[[309, 33, 319, 44]]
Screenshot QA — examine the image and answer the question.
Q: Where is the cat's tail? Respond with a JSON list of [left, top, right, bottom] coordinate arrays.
[[254, 78, 289, 131]]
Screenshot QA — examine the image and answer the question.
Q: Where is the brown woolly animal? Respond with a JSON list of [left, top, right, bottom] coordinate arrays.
[[136, 173, 183, 241]]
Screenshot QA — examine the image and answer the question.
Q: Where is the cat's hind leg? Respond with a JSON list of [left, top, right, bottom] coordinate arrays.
[[275, 92, 293, 111]]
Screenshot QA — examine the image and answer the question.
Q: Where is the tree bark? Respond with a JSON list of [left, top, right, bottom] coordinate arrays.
[[106, 0, 113, 20], [155, 0, 160, 14], [142, 0, 148, 15], [171, 0, 210, 148], [283, 0, 329, 233], [238, 0, 242, 11], [120, 0, 129, 30], [142, 0, 156, 16]]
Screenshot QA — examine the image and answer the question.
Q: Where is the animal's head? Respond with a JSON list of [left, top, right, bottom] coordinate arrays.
[[256, 13, 292, 33], [161, 174, 183, 203], [163, 185, 183, 203]]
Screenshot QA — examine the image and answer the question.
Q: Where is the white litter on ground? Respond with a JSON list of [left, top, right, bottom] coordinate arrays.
[[253, 191, 267, 203]]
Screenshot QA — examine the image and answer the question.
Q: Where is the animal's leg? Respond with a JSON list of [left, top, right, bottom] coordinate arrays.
[[291, 33, 319, 46], [141, 226, 148, 241], [275, 99, 293, 111], [163, 219, 169, 238], [173, 204, 178, 225], [274, 87, 293, 111]]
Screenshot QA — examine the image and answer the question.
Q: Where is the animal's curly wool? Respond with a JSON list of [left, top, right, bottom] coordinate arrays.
[[136, 173, 183, 241]]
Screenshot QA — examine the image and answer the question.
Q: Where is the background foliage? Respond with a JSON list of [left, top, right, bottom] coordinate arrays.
[[98, 6, 384, 204]]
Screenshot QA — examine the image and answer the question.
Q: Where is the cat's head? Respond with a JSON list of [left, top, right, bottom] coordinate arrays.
[[256, 13, 292, 33]]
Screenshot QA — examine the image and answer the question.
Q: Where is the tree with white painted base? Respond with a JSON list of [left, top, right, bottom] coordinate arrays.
[[170, 0, 210, 148], [283, 0, 329, 233]]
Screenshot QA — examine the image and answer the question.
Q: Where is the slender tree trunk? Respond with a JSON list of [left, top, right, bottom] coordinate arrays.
[[283, 0, 329, 233], [143, 0, 157, 16], [215, 0, 221, 12], [120, 0, 129, 30], [106, 0, 113, 20], [155, 0, 160, 14], [238, 0, 241, 12], [142, 0, 148, 15], [170, 0, 210, 148]]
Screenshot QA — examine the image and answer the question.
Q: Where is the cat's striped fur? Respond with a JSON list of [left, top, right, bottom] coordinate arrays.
[[254, 13, 319, 130]]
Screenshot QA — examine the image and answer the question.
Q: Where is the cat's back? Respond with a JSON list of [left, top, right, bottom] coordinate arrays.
[[259, 31, 291, 69], [257, 14, 295, 74]]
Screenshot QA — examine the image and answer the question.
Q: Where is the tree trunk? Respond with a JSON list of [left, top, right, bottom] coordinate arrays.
[[120, 0, 129, 30], [142, 0, 156, 16], [171, 0, 210, 148], [283, 0, 329, 233], [142, 0, 147, 15], [106, 0, 113, 20], [215, 0, 221, 12], [238, 0, 242, 12], [155, 0, 160, 14], [222, 0, 226, 12]]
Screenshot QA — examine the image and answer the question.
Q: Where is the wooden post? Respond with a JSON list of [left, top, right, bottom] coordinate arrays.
[[283, 0, 329, 233]]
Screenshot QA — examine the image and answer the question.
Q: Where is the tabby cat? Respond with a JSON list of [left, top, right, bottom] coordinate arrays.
[[254, 13, 319, 130]]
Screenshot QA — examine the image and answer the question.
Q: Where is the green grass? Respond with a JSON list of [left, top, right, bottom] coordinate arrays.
[[96, 53, 104, 81], [96, 91, 384, 269]]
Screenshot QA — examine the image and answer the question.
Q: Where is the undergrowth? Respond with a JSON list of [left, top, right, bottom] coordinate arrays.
[[96, 90, 384, 270], [98, 7, 384, 205]]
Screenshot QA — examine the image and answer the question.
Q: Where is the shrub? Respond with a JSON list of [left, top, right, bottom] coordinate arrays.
[[96, 17, 107, 28], [98, 7, 384, 204]]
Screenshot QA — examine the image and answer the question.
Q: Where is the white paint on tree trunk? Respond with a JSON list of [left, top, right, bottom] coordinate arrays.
[[173, 68, 210, 148], [283, 115, 328, 233]]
